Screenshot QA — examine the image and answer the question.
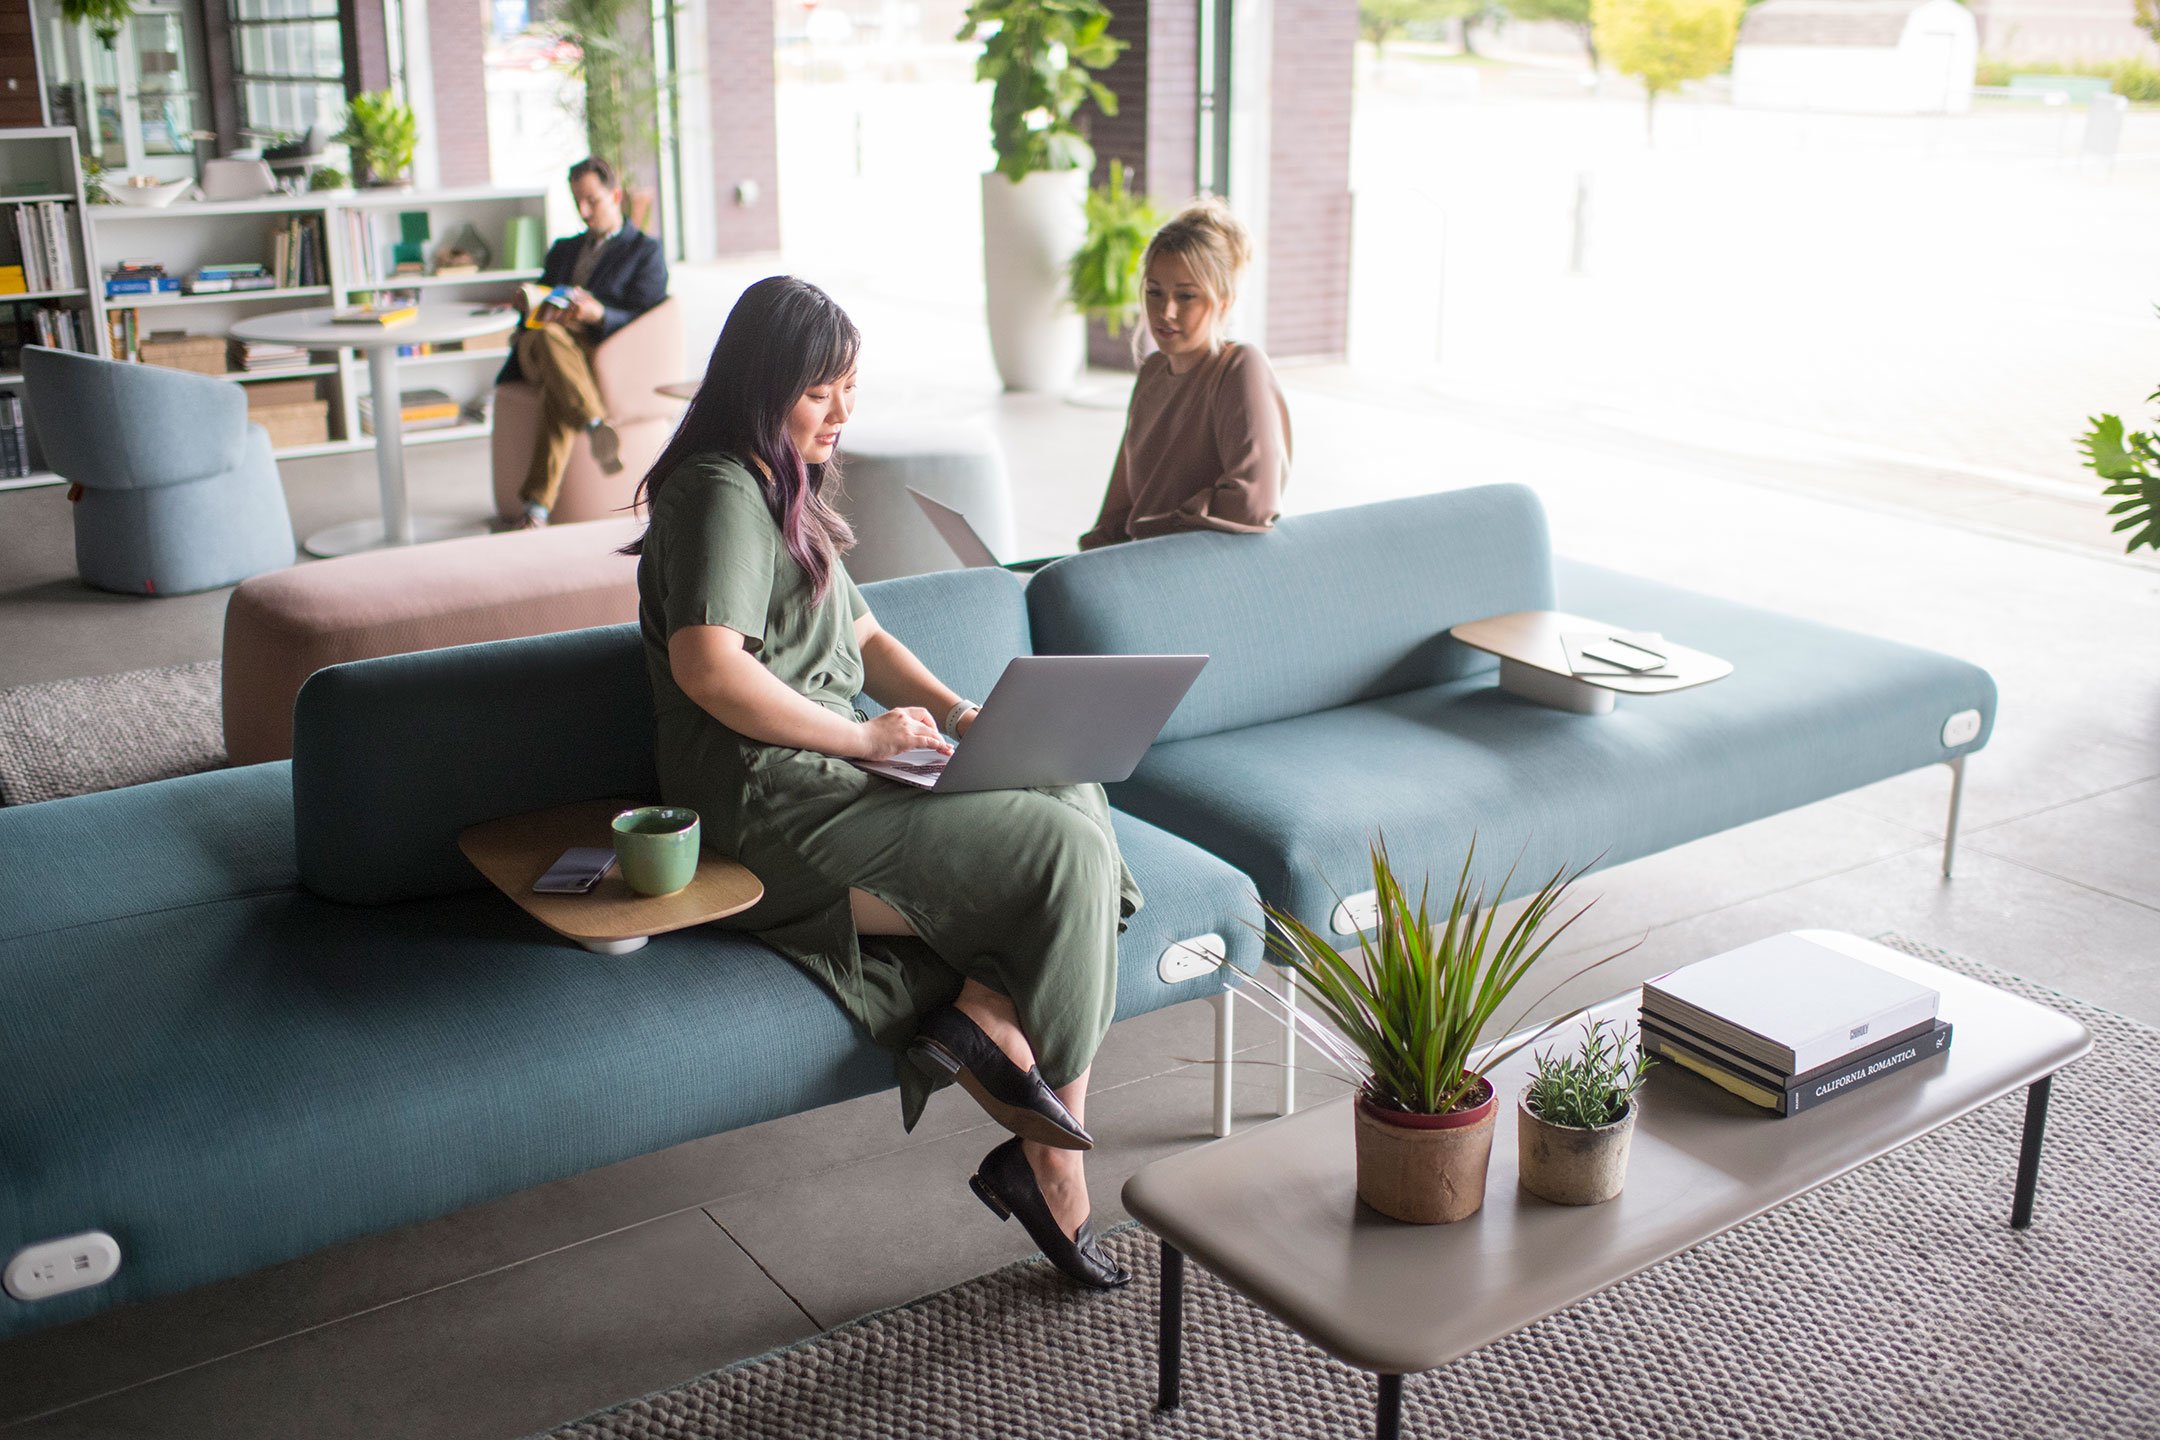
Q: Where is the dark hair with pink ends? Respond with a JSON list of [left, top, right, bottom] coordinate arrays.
[[623, 276, 858, 601]]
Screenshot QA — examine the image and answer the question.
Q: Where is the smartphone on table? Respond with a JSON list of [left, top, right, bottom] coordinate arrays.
[[533, 846, 616, 894]]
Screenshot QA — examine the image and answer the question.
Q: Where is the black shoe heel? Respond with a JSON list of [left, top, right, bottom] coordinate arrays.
[[905, 1005, 1093, 1151], [909, 1038, 961, 1079], [969, 1173, 1012, 1221]]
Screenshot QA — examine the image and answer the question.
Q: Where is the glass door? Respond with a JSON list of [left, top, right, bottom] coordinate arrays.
[[35, 0, 207, 182]]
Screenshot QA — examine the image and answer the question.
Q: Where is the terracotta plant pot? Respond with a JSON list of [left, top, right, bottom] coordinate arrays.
[[1516, 1093, 1636, 1206], [1353, 1079, 1497, 1224]]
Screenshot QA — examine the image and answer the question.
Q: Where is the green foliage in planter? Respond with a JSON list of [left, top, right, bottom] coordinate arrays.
[[957, 0, 1126, 182], [307, 165, 349, 192], [62, 0, 134, 48], [1523, 1018, 1653, 1129], [2082, 365, 2160, 556], [337, 91, 418, 187], [544, 0, 667, 192], [1252, 837, 1631, 1118], [81, 154, 112, 205], [1066, 161, 1162, 335]]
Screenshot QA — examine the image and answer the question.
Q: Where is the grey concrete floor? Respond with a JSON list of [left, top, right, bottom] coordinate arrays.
[[2, 314, 2157, 1436]]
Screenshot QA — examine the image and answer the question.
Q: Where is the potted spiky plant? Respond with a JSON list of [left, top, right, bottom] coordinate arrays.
[[1517, 1017, 1653, 1206], [1246, 839, 1625, 1224]]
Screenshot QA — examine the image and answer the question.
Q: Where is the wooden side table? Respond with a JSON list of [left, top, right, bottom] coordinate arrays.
[[458, 798, 762, 955], [1451, 609, 1733, 715]]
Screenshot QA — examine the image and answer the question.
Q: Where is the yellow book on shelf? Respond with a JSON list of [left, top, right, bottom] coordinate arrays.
[[333, 304, 419, 328], [0, 265, 24, 295]]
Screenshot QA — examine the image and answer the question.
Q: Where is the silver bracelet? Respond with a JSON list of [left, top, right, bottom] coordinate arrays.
[[943, 699, 979, 736]]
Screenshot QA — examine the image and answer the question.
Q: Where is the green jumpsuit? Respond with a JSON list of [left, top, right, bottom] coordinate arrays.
[[638, 455, 1142, 1128]]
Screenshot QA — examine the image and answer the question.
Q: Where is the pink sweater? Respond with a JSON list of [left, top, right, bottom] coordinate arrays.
[[1078, 342, 1293, 549]]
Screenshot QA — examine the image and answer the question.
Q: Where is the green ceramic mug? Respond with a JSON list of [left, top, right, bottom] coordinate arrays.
[[611, 806, 700, 898]]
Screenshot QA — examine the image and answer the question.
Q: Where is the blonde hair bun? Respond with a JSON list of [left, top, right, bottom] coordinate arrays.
[[1144, 196, 1253, 311]]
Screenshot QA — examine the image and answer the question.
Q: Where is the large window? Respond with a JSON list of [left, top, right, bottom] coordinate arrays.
[[228, 0, 346, 140]]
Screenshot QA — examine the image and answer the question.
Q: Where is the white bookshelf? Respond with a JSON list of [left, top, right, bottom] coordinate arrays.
[[0, 129, 98, 492], [83, 183, 548, 461]]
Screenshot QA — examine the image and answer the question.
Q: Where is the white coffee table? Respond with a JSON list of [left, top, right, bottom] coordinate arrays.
[[231, 304, 518, 557], [1124, 932, 2090, 1440]]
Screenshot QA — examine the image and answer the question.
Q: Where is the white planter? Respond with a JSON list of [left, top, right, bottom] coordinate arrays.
[[981, 169, 1085, 395]]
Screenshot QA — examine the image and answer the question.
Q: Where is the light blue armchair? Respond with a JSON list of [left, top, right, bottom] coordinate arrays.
[[22, 346, 296, 596]]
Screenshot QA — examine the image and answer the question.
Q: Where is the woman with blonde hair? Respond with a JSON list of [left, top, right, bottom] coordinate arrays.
[[1078, 197, 1292, 549]]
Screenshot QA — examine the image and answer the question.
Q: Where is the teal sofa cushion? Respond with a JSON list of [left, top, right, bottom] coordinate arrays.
[[1026, 485, 1554, 742], [0, 762, 295, 943], [292, 566, 1036, 907], [1107, 559, 1995, 934]]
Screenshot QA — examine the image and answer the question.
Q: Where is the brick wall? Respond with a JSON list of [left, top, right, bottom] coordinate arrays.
[[426, 0, 492, 185], [1086, 0, 1199, 367], [1265, 0, 1354, 359], [0, 0, 43, 128], [707, 0, 781, 253], [345, 0, 394, 97]]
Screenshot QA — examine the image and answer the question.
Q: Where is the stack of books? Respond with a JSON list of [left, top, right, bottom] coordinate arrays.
[[270, 215, 325, 289], [1640, 934, 1951, 1116], [104, 260, 179, 299], [359, 387, 461, 436], [184, 263, 275, 296], [230, 338, 311, 373], [0, 391, 32, 479]]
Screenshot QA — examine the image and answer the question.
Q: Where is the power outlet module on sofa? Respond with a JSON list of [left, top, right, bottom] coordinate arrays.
[[6, 1232, 121, 1301]]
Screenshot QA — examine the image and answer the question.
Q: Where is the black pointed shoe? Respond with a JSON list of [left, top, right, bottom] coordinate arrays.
[[907, 1004, 1094, 1151], [969, 1138, 1131, 1291]]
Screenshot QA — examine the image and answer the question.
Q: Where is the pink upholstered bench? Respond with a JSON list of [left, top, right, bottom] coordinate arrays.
[[223, 518, 644, 765]]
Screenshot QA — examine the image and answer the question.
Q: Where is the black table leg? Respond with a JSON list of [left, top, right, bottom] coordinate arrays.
[[2011, 1073, 2053, 1230], [1158, 1240, 1185, 1411], [1376, 1373, 1403, 1440]]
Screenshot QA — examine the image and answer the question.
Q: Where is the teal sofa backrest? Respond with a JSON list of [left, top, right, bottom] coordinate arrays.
[[1024, 485, 1556, 743], [293, 565, 1031, 905]]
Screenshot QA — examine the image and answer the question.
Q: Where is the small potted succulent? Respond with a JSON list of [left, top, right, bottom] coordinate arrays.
[[1517, 1018, 1653, 1206], [1247, 838, 1626, 1225]]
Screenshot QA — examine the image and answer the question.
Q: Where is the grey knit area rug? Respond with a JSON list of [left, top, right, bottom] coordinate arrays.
[[542, 938, 2158, 1440], [0, 661, 225, 806]]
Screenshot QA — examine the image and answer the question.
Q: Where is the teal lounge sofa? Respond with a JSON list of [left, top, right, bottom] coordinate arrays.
[[0, 485, 1994, 1341], [1026, 484, 1993, 1110], [0, 567, 1262, 1341]]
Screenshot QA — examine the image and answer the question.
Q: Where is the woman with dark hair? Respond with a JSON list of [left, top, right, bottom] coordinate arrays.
[[630, 276, 1137, 1291]]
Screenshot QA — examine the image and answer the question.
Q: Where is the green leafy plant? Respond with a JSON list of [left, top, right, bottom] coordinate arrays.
[[2081, 406, 2160, 555], [543, 0, 669, 198], [1066, 161, 1162, 335], [1592, 0, 1742, 138], [956, 0, 1126, 182], [1523, 1018, 1653, 1128], [1246, 838, 1633, 1117], [336, 90, 418, 188], [81, 153, 112, 205], [307, 165, 349, 192], [1973, 54, 2160, 103], [62, 0, 134, 48]]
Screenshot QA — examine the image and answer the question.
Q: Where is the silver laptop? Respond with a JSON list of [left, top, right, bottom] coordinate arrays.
[[908, 487, 1005, 568], [854, 654, 1208, 793]]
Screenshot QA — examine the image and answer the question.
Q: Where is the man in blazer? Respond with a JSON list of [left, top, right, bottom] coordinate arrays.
[[501, 155, 669, 526]]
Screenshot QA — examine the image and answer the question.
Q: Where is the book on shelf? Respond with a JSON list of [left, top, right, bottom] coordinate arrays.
[[105, 275, 181, 296], [333, 303, 419, 327], [1641, 933, 1939, 1076], [183, 275, 278, 295], [0, 265, 23, 296], [359, 387, 462, 435], [1640, 1016, 1954, 1116], [229, 338, 311, 372], [0, 392, 30, 480]]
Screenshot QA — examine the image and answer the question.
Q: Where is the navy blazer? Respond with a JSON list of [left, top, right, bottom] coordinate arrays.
[[496, 221, 669, 385]]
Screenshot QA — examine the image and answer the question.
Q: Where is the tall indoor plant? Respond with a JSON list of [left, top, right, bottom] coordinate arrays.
[[1245, 839, 1626, 1224], [957, 0, 1125, 392]]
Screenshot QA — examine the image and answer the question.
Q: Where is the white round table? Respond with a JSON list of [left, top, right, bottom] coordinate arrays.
[[231, 304, 519, 557]]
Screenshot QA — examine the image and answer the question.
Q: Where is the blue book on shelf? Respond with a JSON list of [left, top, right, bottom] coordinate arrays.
[[105, 276, 182, 296]]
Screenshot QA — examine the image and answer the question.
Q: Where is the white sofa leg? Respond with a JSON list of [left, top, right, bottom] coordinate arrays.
[[1280, 969, 1298, 1116], [1211, 987, 1235, 1138], [1943, 754, 1967, 879]]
